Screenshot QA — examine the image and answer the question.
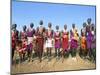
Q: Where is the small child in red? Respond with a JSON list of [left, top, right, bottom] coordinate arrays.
[[16, 39, 27, 62]]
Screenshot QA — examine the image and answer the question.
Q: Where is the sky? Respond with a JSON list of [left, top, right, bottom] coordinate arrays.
[[12, 1, 96, 35]]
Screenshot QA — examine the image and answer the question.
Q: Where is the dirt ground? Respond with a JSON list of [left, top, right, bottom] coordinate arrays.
[[11, 52, 96, 74]]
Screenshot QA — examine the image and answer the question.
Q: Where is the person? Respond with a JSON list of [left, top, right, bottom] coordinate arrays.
[[45, 23, 53, 61], [16, 39, 27, 63], [86, 25, 92, 60], [91, 24, 96, 62], [11, 24, 19, 63], [54, 25, 61, 60], [27, 23, 35, 62], [70, 24, 79, 61], [35, 20, 45, 62], [80, 32, 87, 58], [81, 22, 87, 37], [87, 18, 92, 26], [20, 25, 27, 61], [86, 18, 95, 61], [61, 24, 69, 62]]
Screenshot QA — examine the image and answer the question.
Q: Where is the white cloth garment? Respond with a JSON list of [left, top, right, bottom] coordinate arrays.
[[27, 37, 33, 45], [45, 38, 53, 48]]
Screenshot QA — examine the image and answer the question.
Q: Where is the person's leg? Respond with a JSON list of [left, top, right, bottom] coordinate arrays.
[[70, 49, 73, 57], [27, 45, 30, 60], [37, 51, 40, 61], [56, 48, 59, 60], [84, 49, 87, 58], [27, 50, 30, 61], [56, 48, 59, 59], [87, 48, 93, 61], [38, 51, 41, 62], [93, 48, 96, 63], [39, 50, 43, 62], [12, 48, 15, 62], [91, 48, 96, 62], [19, 52, 22, 63], [28, 48, 32, 62], [63, 49, 66, 58], [47, 48, 49, 58], [23, 52, 26, 61], [81, 49, 84, 58], [30, 50, 33, 62], [34, 51, 37, 58], [82, 49, 86, 59], [62, 49, 65, 62], [57, 48, 60, 59], [28, 43, 32, 62], [69, 49, 71, 56], [79, 47, 82, 58], [66, 49, 69, 58], [50, 48, 52, 57], [84, 49, 86, 57], [48, 48, 50, 61], [55, 48, 57, 57], [89, 48, 92, 60], [74, 48, 77, 57], [72, 48, 74, 57]]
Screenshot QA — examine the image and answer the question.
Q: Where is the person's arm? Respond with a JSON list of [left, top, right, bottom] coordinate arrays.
[[19, 31, 22, 40], [16, 30, 20, 40]]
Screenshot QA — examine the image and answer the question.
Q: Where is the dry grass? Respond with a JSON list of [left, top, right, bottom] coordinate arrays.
[[11, 52, 96, 74]]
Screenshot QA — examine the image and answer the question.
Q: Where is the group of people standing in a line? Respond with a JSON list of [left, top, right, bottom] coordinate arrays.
[[11, 18, 96, 64]]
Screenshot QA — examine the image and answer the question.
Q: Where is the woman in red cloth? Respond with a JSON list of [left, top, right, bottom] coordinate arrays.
[[54, 25, 61, 60], [61, 24, 69, 62], [35, 20, 45, 62], [11, 24, 19, 63], [80, 32, 87, 58]]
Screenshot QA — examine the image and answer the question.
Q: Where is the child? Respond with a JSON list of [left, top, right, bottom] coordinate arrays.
[[45, 23, 53, 61], [80, 32, 87, 58], [54, 25, 61, 60], [81, 22, 87, 37], [16, 40, 27, 63], [20, 25, 27, 61], [61, 24, 69, 62]]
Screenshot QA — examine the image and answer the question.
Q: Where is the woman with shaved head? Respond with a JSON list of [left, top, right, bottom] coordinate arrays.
[[11, 23, 19, 63], [27, 23, 35, 62], [61, 24, 69, 62], [54, 25, 61, 60], [70, 24, 79, 61], [35, 20, 45, 62]]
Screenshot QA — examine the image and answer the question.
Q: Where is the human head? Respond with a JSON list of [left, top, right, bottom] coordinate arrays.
[[56, 25, 59, 30], [39, 20, 43, 25], [83, 22, 87, 28], [23, 25, 27, 31], [48, 22, 52, 28], [30, 23, 34, 28], [72, 23, 75, 29], [64, 24, 67, 30], [87, 18, 92, 25]]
